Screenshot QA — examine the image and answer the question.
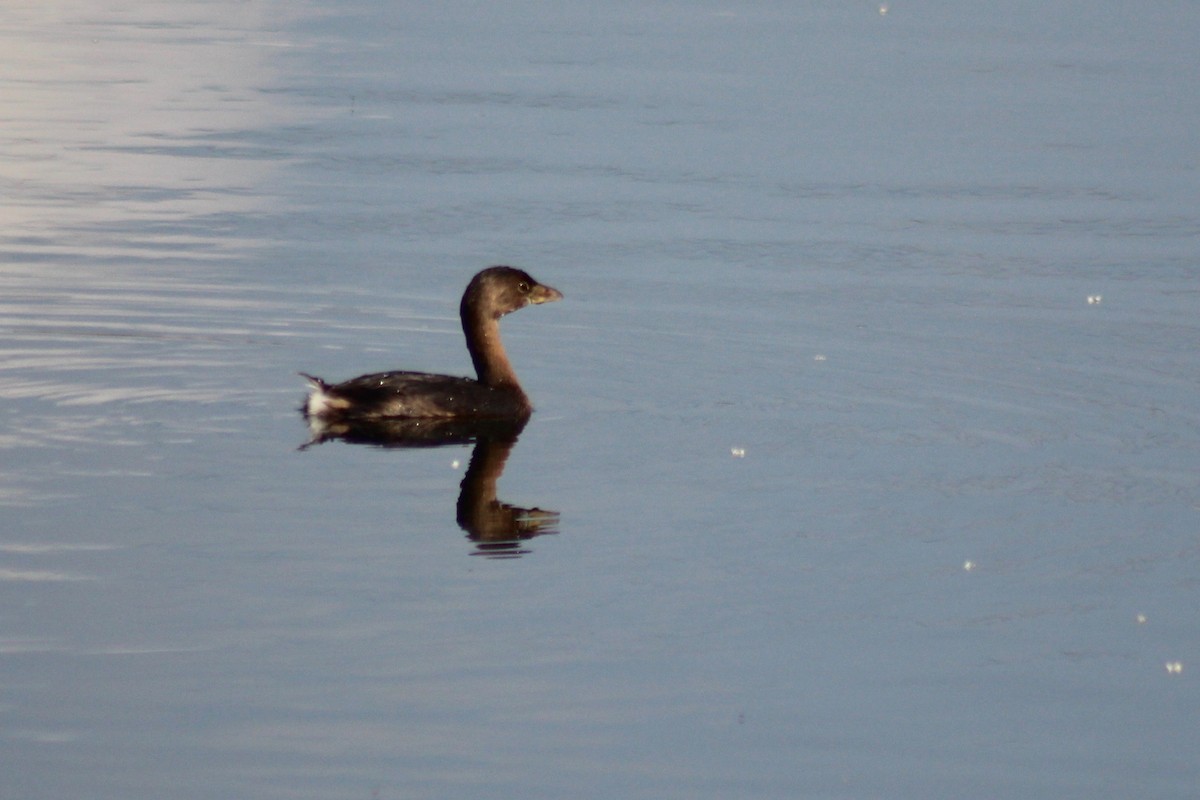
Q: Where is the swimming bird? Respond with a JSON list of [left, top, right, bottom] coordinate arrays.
[[302, 266, 561, 421]]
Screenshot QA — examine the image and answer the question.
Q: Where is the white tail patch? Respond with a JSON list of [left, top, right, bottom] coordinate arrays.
[[301, 374, 350, 419]]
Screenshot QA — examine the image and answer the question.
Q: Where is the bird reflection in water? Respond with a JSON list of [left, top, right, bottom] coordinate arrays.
[[300, 415, 559, 558]]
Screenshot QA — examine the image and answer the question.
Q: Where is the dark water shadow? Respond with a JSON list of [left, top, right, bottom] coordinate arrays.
[[299, 415, 559, 558]]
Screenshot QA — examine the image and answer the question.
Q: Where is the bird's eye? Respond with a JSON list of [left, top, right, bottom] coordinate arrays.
[[517, 281, 530, 293]]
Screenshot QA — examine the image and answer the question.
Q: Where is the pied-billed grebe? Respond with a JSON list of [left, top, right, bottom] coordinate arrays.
[[302, 266, 561, 421]]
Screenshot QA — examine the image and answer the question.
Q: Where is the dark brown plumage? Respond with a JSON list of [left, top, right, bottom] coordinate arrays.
[[302, 266, 561, 421]]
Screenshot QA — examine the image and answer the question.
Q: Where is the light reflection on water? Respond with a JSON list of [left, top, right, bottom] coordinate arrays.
[[3, 1, 1200, 799], [3, 1, 307, 242]]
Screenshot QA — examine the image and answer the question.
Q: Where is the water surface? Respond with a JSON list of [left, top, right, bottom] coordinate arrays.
[[2, 2, 1198, 798]]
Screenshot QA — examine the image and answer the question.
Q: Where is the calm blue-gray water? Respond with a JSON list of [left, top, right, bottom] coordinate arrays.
[[2, 2, 1198, 798]]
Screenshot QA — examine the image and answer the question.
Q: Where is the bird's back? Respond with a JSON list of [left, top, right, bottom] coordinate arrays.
[[304, 370, 531, 420]]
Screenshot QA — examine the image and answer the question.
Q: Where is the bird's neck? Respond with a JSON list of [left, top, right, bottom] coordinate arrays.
[[464, 312, 521, 390]]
